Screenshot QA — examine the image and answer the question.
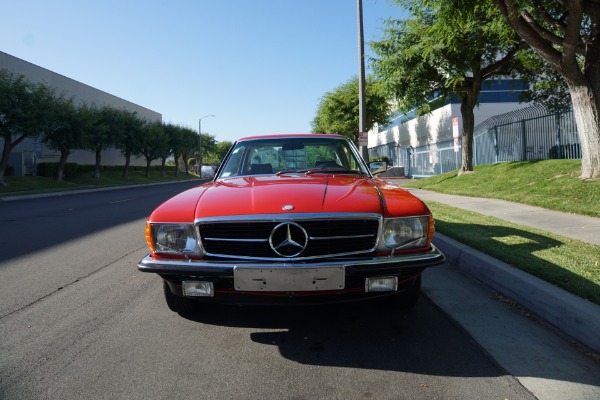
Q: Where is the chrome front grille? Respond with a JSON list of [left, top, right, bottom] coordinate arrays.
[[198, 215, 381, 260]]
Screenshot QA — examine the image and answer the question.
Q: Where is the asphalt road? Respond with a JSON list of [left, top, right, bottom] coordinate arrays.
[[0, 182, 566, 399]]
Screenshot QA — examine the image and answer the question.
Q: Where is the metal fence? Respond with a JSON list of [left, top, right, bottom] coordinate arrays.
[[370, 105, 580, 178], [473, 105, 580, 165], [368, 142, 408, 168], [410, 139, 462, 178]]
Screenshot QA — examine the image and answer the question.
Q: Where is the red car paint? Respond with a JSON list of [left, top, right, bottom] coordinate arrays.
[[148, 175, 429, 222]]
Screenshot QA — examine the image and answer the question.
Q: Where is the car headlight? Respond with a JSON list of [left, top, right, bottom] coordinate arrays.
[[378, 216, 432, 251], [146, 223, 202, 255]]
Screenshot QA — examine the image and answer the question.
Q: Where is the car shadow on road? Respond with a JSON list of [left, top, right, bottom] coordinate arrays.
[[180, 296, 513, 379]]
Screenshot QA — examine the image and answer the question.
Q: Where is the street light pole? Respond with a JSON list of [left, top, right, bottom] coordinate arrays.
[[198, 114, 215, 171], [357, 0, 369, 162]]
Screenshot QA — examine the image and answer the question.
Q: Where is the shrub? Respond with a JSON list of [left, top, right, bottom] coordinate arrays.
[[77, 164, 98, 173], [148, 165, 176, 173], [37, 162, 79, 178], [548, 143, 581, 159], [5, 165, 14, 176]]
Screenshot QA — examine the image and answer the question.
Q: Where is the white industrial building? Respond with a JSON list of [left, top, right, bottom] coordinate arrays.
[[1, 51, 162, 176], [369, 80, 531, 155]]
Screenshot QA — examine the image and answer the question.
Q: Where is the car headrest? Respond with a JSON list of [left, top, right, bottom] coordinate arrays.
[[249, 163, 273, 174]]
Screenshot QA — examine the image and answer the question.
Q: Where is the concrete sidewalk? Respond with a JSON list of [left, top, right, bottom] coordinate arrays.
[[408, 188, 600, 246], [399, 187, 600, 356]]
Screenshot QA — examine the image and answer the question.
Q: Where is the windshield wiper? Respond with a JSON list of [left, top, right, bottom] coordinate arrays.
[[276, 168, 367, 176], [276, 169, 303, 175], [305, 168, 366, 175]]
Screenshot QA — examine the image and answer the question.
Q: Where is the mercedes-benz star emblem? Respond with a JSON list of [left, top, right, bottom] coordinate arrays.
[[269, 222, 308, 257]]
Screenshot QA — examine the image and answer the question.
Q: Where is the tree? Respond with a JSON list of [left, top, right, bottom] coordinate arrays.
[[81, 105, 118, 179], [175, 127, 199, 175], [214, 141, 233, 163], [495, 0, 600, 179], [518, 49, 573, 113], [113, 109, 145, 179], [0, 70, 55, 185], [164, 123, 183, 177], [311, 76, 390, 144], [199, 133, 217, 165], [138, 121, 169, 177], [371, 0, 525, 175], [157, 123, 174, 177], [41, 97, 83, 181]]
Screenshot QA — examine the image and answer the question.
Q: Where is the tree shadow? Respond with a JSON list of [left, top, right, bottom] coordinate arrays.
[[436, 221, 600, 304]]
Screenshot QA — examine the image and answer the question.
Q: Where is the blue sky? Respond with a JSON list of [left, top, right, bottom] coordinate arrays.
[[2, 0, 403, 143]]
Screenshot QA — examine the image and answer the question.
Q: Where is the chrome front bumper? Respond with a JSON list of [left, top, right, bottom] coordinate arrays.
[[137, 245, 445, 276]]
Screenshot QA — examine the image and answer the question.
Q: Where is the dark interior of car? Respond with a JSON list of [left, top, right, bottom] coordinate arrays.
[[248, 163, 273, 174]]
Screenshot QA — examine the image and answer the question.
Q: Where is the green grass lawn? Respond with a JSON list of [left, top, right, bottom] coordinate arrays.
[[400, 159, 599, 305], [0, 168, 202, 197], [428, 201, 600, 305], [402, 159, 600, 217]]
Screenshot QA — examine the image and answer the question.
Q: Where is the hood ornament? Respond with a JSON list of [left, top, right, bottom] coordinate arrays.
[[269, 222, 308, 257]]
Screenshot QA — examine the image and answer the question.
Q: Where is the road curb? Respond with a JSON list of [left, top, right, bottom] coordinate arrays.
[[433, 233, 600, 355], [0, 179, 206, 202]]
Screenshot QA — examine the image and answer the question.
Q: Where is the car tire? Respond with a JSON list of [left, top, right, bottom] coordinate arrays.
[[163, 280, 195, 314], [387, 274, 422, 310]]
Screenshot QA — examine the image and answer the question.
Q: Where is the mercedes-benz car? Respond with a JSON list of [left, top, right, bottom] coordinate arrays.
[[138, 134, 445, 313]]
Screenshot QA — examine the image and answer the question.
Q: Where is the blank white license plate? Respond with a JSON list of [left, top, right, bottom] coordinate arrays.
[[233, 266, 345, 292]]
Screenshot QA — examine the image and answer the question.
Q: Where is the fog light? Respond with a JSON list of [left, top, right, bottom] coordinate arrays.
[[365, 276, 398, 292], [182, 281, 214, 297]]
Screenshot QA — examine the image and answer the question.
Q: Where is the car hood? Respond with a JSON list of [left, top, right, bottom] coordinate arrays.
[[148, 175, 429, 222]]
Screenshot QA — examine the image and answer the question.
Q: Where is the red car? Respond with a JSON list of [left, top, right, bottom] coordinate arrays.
[[138, 134, 444, 313]]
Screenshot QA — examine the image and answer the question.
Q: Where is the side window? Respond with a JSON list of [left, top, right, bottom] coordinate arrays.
[[249, 149, 262, 165], [334, 144, 356, 169], [220, 145, 245, 177]]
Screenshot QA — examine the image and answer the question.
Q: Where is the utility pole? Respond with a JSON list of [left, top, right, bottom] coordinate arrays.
[[357, 0, 369, 161]]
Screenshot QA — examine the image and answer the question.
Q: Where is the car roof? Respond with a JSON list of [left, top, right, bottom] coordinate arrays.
[[236, 133, 347, 142]]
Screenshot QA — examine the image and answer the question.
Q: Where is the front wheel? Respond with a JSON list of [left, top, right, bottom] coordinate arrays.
[[163, 280, 195, 314], [387, 274, 422, 310]]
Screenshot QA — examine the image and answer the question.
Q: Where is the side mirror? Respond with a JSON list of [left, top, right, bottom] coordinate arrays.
[[368, 161, 387, 174]]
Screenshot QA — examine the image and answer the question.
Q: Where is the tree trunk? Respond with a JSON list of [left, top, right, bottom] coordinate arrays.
[[458, 92, 477, 175], [494, 0, 599, 179], [94, 148, 102, 179], [0, 135, 26, 185], [123, 152, 131, 179], [145, 160, 151, 177], [55, 150, 70, 181], [161, 158, 166, 177], [568, 83, 600, 179]]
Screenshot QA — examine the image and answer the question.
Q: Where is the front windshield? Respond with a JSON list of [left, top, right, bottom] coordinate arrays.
[[217, 136, 370, 179]]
